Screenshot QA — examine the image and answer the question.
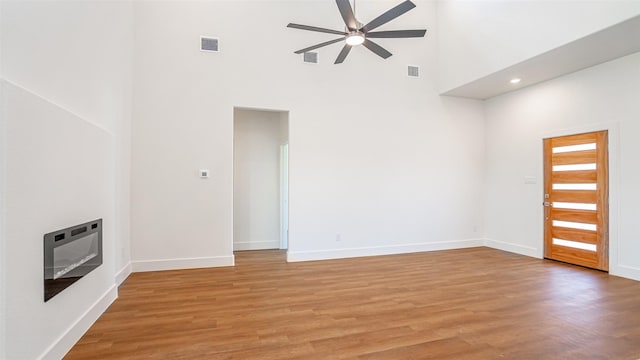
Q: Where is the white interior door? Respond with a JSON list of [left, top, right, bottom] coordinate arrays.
[[280, 143, 289, 249]]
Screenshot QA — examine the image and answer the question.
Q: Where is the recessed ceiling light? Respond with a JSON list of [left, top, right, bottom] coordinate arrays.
[[510, 78, 521, 84]]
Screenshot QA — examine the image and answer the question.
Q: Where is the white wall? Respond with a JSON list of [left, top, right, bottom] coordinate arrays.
[[0, 79, 7, 360], [131, 0, 486, 266], [0, 1, 7, 355], [233, 109, 287, 251], [0, 88, 6, 359], [483, 51, 640, 280], [436, 0, 640, 93], [1, 1, 133, 358], [0, 0, 637, 357]]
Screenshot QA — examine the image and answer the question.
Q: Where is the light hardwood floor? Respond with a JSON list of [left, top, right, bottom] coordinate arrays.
[[65, 247, 640, 359]]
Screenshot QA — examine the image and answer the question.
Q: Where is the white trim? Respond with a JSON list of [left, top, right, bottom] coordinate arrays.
[[38, 285, 118, 360], [115, 262, 132, 286], [233, 241, 280, 251], [607, 124, 621, 280], [233, 106, 290, 114], [0, 80, 7, 360], [541, 122, 616, 140], [287, 239, 483, 262], [484, 238, 539, 258], [131, 255, 235, 272], [611, 265, 640, 282], [279, 143, 289, 250]]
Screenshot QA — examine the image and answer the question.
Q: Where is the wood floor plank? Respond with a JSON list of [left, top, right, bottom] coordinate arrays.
[[65, 248, 640, 359]]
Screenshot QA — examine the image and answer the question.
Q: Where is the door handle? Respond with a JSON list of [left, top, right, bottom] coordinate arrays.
[[543, 202, 551, 207]]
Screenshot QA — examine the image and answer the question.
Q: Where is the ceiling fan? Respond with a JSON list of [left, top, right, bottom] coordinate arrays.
[[287, 0, 427, 64]]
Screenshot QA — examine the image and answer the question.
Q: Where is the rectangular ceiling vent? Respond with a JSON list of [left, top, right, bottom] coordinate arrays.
[[201, 36, 219, 52], [303, 52, 319, 64], [408, 65, 420, 78]]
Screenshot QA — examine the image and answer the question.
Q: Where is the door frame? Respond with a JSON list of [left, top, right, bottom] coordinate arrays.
[[540, 123, 619, 272], [232, 106, 290, 253], [280, 143, 289, 250]]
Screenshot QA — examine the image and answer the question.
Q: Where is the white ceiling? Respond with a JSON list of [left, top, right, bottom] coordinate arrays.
[[440, 15, 640, 100]]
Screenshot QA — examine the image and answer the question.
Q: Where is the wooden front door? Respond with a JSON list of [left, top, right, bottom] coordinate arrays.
[[543, 131, 608, 271]]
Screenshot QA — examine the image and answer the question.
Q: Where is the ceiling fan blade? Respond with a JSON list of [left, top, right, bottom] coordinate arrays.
[[362, 39, 392, 59], [334, 44, 352, 64], [287, 23, 347, 36], [366, 29, 426, 38], [361, 0, 416, 33], [336, 0, 357, 31], [294, 37, 345, 54]]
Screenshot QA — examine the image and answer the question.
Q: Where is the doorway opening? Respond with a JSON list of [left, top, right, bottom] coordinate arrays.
[[233, 108, 289, 252], [543, 130, 608, 271]]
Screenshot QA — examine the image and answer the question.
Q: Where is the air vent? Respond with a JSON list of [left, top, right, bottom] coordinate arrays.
[[408, 65, 419, 78], [201, 36, 219, 52], [303, 52, 318, 64]]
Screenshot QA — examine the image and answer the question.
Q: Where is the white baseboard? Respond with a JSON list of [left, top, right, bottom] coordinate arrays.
[[611, 264, 640, 282], [483, 238, 539, 258], [131, 255, 235, 272], [115, 262, 132, 286], [39, 285, 118, 360], [287, 239, 483, 262], [233, 240, 280, 251]]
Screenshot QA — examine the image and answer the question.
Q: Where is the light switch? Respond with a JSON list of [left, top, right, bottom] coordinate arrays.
[[524, 176, 536, 184]]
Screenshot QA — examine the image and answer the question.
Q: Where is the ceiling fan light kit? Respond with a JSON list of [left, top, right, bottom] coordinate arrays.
[[287, 0, 427, 64], [346, 32, 365, 46]]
